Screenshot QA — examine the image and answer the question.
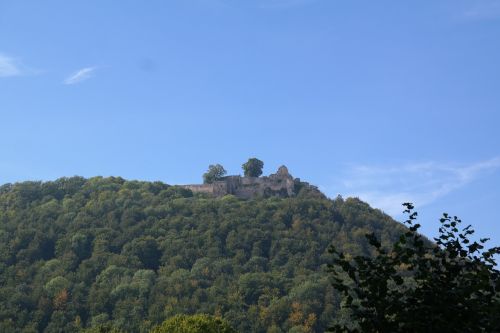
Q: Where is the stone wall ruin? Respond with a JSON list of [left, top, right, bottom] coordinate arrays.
[[181, 165, 299, 199]]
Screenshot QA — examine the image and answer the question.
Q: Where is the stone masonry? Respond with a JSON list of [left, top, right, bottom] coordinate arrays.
[[181, 165, 297, 199]]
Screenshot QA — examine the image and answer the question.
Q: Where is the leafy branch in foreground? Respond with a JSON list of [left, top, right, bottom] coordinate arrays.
[[328, 203, 500, 332]]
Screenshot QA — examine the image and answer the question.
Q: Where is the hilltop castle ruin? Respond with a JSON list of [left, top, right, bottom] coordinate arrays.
[[181, 165, 311, 199]]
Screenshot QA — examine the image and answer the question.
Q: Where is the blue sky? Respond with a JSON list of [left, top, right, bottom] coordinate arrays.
[[1, 0, 500, 245]]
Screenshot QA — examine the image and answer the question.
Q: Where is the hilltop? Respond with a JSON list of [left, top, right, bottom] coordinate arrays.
[[0, 175, 404, 332], [181, 165, 320, 199]]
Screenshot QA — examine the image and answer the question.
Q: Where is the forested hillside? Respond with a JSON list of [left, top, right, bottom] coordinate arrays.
[[0, 176, 404, 332]]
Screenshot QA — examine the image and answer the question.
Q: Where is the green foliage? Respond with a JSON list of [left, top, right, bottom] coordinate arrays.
[[72, 231, 93, 261], [45, 276, 70, 298], [202, 164, 227, 184], [151, 314, 236, 333], [81, 323, 125, 333], [122, 237, 162, 270], [328, 203, 500, 332], [242, 158, 264, 177], [0, 177, 403, 332]]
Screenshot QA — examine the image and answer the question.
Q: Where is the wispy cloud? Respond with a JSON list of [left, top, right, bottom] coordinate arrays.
[[0, 53, 23, 77], [326, 158, 500, 216], [459, 0, 500, 21], [64, 67, 97, 85]]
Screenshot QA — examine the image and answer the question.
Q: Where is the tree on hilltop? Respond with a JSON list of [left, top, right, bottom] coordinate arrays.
[[203, 164, 227, 184], [242, 158, 264, 177], [327, 203, 500, 332]]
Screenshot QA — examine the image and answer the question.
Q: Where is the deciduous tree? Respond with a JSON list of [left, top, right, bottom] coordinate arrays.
[[242, 158, 264, 177], [328, 203, 500, 332], [151, 314, 236, 333], [203, 164, 227, 184]]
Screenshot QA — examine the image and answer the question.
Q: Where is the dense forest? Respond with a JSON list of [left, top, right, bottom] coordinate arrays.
[[0, 176, 405, 332]]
